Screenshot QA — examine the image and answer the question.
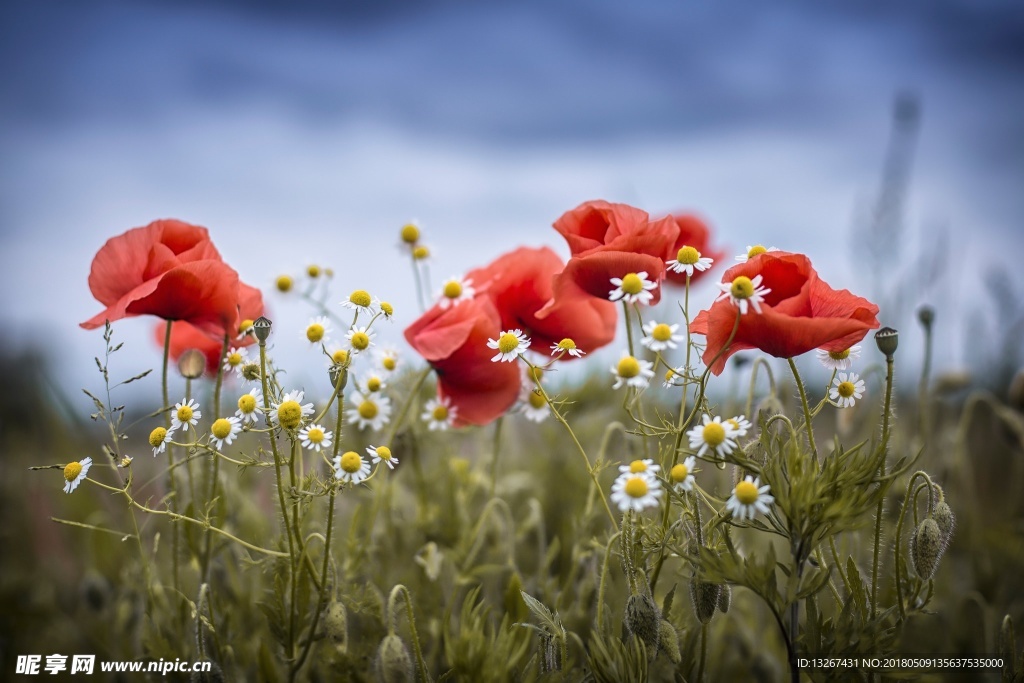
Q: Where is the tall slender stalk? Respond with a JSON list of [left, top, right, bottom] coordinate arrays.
[[870, 354, 895, 617]]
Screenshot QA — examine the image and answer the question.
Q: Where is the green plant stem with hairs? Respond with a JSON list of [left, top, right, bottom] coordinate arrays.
[[787, 358, 818, 464], [387, 585, 430, 682], [200, 334, 231, 583], [160, 320, 182, 597], [893, 471, 937, 621], [870, 353, 895, 618]]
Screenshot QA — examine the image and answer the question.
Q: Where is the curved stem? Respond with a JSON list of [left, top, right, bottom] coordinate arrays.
[[787, 358, 818, 464]]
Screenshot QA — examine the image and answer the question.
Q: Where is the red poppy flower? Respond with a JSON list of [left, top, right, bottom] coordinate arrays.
[[404, 297, 521, 427], [662, 213, 726, 286], [469, 246, 617, 355], [156, 282, 265, 376], [80, 219, 242, 337], [690, 252, 880, 375], [553, 199, 652, 255]]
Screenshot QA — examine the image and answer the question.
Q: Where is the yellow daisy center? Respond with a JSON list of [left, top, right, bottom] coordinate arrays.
[[238, 394, 257, 413], [382, 356, 397, 371], [670, 463, 689, 483], [556, 338, 577, 350], [413, 245, 430, 260], [443, 280, 463, 299], [400, 224, 420, 244], [176, 405, 193, 423], [747, 245, 768, 258], [366, 377, 382, 392], [332, 349, 350, 365], [307, 264, 321, 278], [276, 275, 293, 292], [276, 400, 302, 429], [306, 427, 325, 443], [432, 405, 449, 421], [350, 332, 370, 351], [527, 390, 546, 409], [828, 348, 851, 360], [358, 400, 378, 419], [306, 323, 325, 343], [497, 333, 520, 354], [624, 477, 649, 498], [617, 356, 640, 379], [340, 451, 362, 473], [676, 246, 700, 265], [239, 319, 254, 335], [730, 276, 755, 299], [380, 302, 394, 316], [148, 427, 167, 448], [211, 418, 232, 439], [665, 369, 676, 382], [226, 352, 243, 367], [735, 480, 759, 505], [651, 323, 673, 342], [349, 290, 372, 307], [64, 461, 83, 482], [727, 418, 740, 430], [837, 381, 856, 398], [620, 273, 643, 295], [702, 422, 726, 447], [628, 460, 648, 474], [375, 446, 392, 460]]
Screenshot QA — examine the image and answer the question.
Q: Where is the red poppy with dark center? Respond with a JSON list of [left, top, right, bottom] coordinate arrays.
[[404, 297, 521, 427], [662, 213, 726, 286], [690, 251, 880, 375], [81, 219, 242, 337]]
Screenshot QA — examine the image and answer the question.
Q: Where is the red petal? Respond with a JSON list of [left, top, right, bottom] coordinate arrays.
[[553, 200, 650, 255]]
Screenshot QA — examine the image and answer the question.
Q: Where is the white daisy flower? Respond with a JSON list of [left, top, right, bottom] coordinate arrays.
[[269, 390, 315, 430], [610, 472, 663, 512], [716, 274, 772, 314], [438, 276, 476, 309], [725, 475, 775, 521], [830, 372, 866, 408], [171, 398, 202, 432], [670, 456, 697, 493], [346, 326, 376, 354], [304, 316, 332, 345], [360, 374, 386, 394], [148, 426, 174, 456], [816, 345, 862, 371], [725, 415, 753, 438], [367, 445, 398, 470], [519, 385, 550, 423], [348, 392, 392, 431], [63, 457, 93, 494], [610, 352, 655, 390], [618, 458, 661, 476], [663, 365, 687, 388], [237, 318, 256, 341], [422, 396, 457, 430], [376, 348, 400, 373], [235, 387, 264, 424], [376, 299, 395, 321], [609, 271, 658, 306], [550, 338, 585, 358], [333, 451, 371, 484], [641, 321, 684, 352], [223, 346, 249, 376], [327, 346, 351, 368], [341, 289, 375, 316], [298, 423, 333, 452], [210, 416, 242, 450], [487, 329, 531, 363], [735, 245, 780, 263], [666, 246, 714, 277], [686, 414, 739, 457]]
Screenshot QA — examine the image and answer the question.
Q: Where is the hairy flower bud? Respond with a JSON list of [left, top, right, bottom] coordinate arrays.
[[374, 633, 413, 683], [624, 593, 660, 661], [322, 600, 348, 651], [933, 501, 956, 547], [717, 583, 732, 614], [658, 619, 681, 664], [910, 518, 944, 580], [689, 579, 721, 624]]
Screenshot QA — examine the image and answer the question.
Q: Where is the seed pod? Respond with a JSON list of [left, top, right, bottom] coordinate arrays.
[[933, 502, 955, 547], [874, 327, 899, 359], [624, 593, 660, 661], [658, 619, 681, 664], [322, 600, 348, 651], [690, 579, 721, 624], [374, 634, 414, 683], [717, 583, 732, 614], [328, 365, 348, 392], [910, 518, 944, 580]]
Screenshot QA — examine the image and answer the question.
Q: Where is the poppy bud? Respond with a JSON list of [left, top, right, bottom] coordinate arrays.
[[658, 620, 681, 664], [178, 348, 206, 379], [917, 305, 935, 328], [874, 327, 899, 360], [717, 583, 732, 614], [624, 593, 661, 661], [690, 579, 721, 624], [253, 316, 273, 343], [374, 634, 413, 683], [323, 601, 348, 651], [933, 501, 955, 547], [910, 518, 944, 580]]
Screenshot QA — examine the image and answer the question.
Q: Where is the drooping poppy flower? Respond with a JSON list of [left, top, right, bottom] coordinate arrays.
[[469, 246, 617, 355], [553, 199, 652, 255], [156, 282, 266, 376], [81, 219, 243, 337], [689, 251, 880, 375], [404, 297, 521, 427], [661, 213, 726, 286]]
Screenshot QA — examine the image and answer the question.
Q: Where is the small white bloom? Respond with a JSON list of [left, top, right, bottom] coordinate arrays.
[[298, 423, 333, 452], [519, 384, 550, 423], [725, 415, 753, 438], [346, 326, 376, 354], [304, 316, 332, 345], [618, 458, 661, 476], [641, 321, 684, 352], [360, 374, 387, 394], [437, 276, 476, 309], [235, 387, 264, 424], [210, 416, 242, 450], [609, 271, 658, 306], [716, 274, 771, 314], [171, 398, 202, 432], [663, 365, 687, 388], [725, 475, 775, 521], [610, 352, 655, 390], [333, 451, 371, 484], [341, 289, 375, 316], [63, 457, 93, 494], [550, 338, 585, 358], [816, 345, 862, 371], [487, 329, 531, 363], [347, 392, 392, 431], [422, 396, 457, 430], [666, 246, 714, 277], [669, 456, 697, 493], [223, 346, 249, 376], [149, 426, 175, 456], [610, 472, 663, 512], [686, 414, 738, 457], [367, 445, 398, 470], [376, 348, 400, 374], [830, 372, 866, 408], [268, 390, 315, 427], [735, 245, 780, 263]]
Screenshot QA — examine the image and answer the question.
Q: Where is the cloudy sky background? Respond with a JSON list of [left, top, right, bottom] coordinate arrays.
[[2, 0, 1022, 403]]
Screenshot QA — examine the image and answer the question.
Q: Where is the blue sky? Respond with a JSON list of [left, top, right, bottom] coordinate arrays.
[[1, 0, 1022, 399]]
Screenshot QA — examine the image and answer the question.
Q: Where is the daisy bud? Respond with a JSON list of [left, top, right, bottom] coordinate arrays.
[[253, 316, 273, 343], [917, 305, 935, 329], [323, 600, 348, 651], [658, 619, 682, 664], [178, 348, 206, 379], [624, 593, 661, 661], [374, 633, 414, 683], [689, 579, 721, 624], [933, 501, 956, 547], [874, 327, 899, 360], [717, 583, 732, 614], [910, 518, 944, 580]]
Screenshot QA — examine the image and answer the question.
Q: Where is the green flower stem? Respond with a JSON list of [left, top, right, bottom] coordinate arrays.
[[201, 333, 231, 583], [623, 300, 636, 357], [595, 531, 621, 631], [387, 585, 430, 682], [489, 416, 504, 499], [918, 319, 934, 448], [870, 354, 895, 618], [160, 320, 182, 598], [384, 367, 432, 446], [698, 622, 709, 682], [893, 471, 935, 621], [787, 358, 818, 464], [744, 358, 776, 420]]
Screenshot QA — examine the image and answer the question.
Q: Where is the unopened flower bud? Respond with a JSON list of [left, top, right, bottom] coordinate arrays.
[[375, 633, 413, 683], [253, 316, 273, 343], [178, 349, 206, 379], [624, 593, 660, 661], [323, 600, 348, 651], [690, 579, 721, 624], [933, 501, 955, 547], [917, 305, 935, 328], [874, 327, 899, 360], [658, 619, 681, 664], [717, 583, 732, 614], [910, 518, 944, 580], [189, 661, 225, 683]]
